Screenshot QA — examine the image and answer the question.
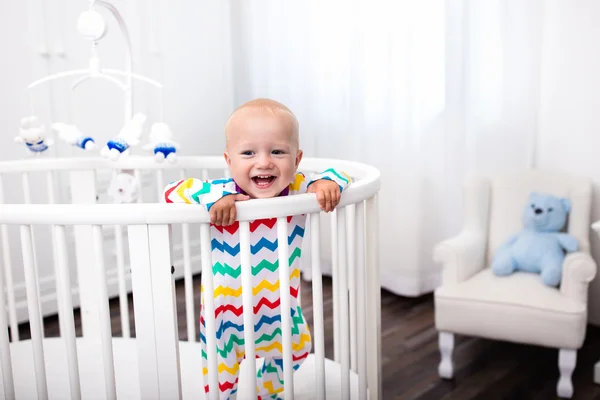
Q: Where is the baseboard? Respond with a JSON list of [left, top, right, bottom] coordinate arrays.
[[378, 270, 441, 297], [301, 261, 441, 297]]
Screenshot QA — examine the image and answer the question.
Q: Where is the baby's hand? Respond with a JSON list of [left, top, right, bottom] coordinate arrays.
[[307, 179, 341, 213], [210, 194, 250, 226]]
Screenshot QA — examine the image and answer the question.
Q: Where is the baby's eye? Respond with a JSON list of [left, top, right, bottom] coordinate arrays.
[[241, 151, 254, 156], [272, 150, 285, 155]]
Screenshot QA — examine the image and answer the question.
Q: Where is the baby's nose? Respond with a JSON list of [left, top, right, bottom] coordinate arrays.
[[257, 154, 273, 167]]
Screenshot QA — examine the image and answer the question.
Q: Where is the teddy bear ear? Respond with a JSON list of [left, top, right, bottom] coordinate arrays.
[[561, 198, 571, 212]]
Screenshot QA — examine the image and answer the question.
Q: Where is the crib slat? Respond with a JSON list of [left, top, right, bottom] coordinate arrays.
[[148, 224, 183, 398], [134, 169, 143, 202], [0, 230, 15, 399], [109, 170, 131, 338], [202, 168, 209, 181], [277, 217, 294, 399], [336, 209, 350, 399], [69, 170, 99, 339], [47, 171, 67, 341], [200, 223, 220, 400], [0, 174, 18, 341], [366, 195, 381, 400], [239, 221, 257, 397], [156, 169, 165, 201], [22, 172, 32, 204], [92, 225, 117, 400], [355, 202, 368, 400], [46, 171, 56, 203], [310, 213, 326, 400], [180, 170, 195, 342], [181, 222, 195, 341], [54, 225, 82, 400], [330, 210, 340, 362], [0, 224, 17, 341], [346, 205, 357, 372], [22, 173, 43, 338], [127, 224, 161, 398], [20, 224, 48, 400], [115, 225, 130, 338]]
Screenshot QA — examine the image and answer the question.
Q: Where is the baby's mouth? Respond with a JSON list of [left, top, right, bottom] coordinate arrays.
[[252, 175, 276, 188]]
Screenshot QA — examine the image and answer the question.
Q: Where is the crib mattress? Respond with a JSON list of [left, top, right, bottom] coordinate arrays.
[[4, 338, 363, 399]]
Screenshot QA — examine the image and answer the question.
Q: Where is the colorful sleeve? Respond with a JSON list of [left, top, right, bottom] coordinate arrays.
[[163, 177, 239, 211], [289, 169, 352, 195]]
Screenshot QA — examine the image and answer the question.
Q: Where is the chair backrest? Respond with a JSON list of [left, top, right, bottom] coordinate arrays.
[[483, 169, 592, 265]]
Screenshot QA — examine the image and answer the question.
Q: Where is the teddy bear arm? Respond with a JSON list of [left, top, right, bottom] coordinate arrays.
[[556, 233, 578, 252]]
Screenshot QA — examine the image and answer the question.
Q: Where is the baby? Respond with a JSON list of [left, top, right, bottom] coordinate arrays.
[[164, 98, 350, 399]]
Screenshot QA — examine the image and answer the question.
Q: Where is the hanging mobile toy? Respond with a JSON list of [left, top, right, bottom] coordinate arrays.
[[142, 122, 180, 163], [52, 122, 96, 150], [14, 116, 53, 155], [21, 2, 165, 162], [101, 112, 147, 161]]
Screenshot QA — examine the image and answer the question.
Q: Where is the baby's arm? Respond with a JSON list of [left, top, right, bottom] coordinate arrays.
[[163, 178, 249, 225], [290, 169, 352, 212], [164, 178, 237, 208], [309, 169, 352, 192]]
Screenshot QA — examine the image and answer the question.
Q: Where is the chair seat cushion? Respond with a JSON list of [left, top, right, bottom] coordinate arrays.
[[434, 268, 587, 349]]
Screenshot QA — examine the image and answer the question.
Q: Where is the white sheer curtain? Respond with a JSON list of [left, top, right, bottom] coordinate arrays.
[[226, 0, 545, 296]]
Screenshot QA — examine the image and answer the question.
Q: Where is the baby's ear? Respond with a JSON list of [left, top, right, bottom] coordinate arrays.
[[561, 198, 571, 212], [295, 149, 303, 169]]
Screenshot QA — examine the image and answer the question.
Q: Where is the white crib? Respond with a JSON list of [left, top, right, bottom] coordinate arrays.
[[0, 155, 381, 400]]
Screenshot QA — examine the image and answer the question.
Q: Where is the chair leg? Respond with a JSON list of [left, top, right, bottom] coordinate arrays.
[[557, 349, 576, 398], [438, 332, 454, 379]]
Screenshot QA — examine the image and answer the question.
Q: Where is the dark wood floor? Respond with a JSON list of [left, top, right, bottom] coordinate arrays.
[[17, 274, 600, 399]]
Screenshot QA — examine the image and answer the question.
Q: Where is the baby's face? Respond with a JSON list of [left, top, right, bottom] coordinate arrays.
[[224, 111, 302, 199]]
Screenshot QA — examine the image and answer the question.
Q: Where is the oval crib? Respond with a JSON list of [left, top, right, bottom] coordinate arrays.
[[0, 156, 381, 400]]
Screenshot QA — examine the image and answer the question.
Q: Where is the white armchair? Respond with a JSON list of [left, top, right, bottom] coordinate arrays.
[[433, 170, 597, 398]]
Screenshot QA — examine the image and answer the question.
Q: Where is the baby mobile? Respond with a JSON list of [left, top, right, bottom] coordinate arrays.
[[16, 0, 180, 165]]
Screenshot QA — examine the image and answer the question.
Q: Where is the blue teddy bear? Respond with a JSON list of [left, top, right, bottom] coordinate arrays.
[[491, 192, 578, 287]]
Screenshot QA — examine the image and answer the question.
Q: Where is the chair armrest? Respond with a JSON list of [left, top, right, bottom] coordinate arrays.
[[433, 230, 487, 285], [560, 251, 597, 303]]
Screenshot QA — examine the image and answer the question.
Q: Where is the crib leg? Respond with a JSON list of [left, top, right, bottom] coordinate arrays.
[[438, 332, 454, 379]]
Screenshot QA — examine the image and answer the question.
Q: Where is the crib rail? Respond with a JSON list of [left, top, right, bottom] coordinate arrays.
[[0, 156, 381, 400]]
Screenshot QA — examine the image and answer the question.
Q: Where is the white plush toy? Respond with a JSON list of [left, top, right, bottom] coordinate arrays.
[[101, 112, 147, 161], [15, 116, 53, 155], [142, 122, 180, 163], [52, 122, 96, 150], [107, 172, 140, 204]]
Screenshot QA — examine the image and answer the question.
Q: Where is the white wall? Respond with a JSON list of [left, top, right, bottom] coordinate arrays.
[[537, 0, 600, 325]]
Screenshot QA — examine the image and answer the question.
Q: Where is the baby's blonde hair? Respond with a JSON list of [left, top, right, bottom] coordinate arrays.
[[225, 98, 300, 148]]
